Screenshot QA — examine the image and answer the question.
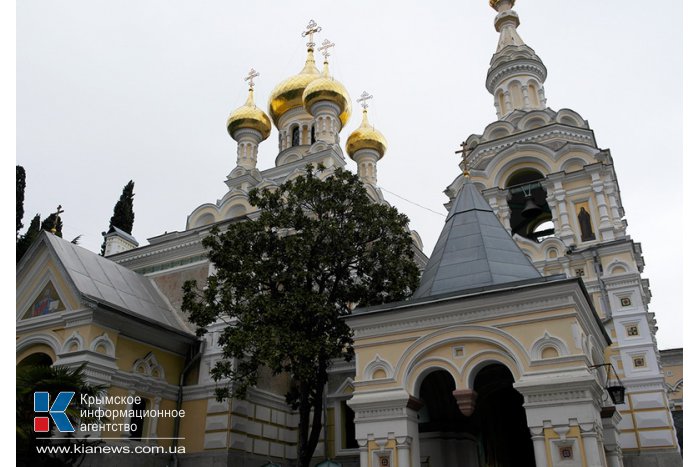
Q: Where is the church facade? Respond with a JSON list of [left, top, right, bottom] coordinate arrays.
[[16, 2, 681, 466]]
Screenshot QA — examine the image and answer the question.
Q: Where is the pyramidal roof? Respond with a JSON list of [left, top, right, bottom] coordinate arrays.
[[413, 177, 542, 298]]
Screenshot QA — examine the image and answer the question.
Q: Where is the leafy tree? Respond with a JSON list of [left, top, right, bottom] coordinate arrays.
[[16, 363, 106, 466], [17, 165, 26, 235], [182, 166, 419, 467], [100, 180, 135, 256]]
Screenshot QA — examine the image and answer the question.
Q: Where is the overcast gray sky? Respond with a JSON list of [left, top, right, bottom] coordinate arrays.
[[16, 0, 682, 349]]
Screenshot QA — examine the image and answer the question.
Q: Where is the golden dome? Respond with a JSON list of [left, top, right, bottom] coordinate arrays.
[[302, 61, 352, 127], [346, 109, 387, 159], [268, 49, 320, 126], [227, 88, 272, 140]]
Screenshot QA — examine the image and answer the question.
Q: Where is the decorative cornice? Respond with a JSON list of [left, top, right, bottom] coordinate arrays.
[[486, 59, 547, 93]]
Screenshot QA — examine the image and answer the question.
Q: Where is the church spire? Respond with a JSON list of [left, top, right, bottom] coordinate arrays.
[[486, 0, 548, 118]]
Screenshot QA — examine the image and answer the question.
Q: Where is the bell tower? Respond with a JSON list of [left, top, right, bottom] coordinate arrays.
[[445, 1, 682, 463]]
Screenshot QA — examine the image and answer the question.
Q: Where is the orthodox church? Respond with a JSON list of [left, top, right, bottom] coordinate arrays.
[[16, 1, 681, 466]]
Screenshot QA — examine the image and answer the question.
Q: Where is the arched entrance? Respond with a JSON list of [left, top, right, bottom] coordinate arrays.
[[471, 363, 536, 467], [417, 369, 479, 466], [416, 364, 536, 467], [17, 352, 53, 367]]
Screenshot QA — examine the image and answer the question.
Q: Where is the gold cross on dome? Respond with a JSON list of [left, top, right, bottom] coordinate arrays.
[[244, 68, 259, 88], [357, 91, 373, 110], [50, 205, 64, 235], [319, 39, 335, 60], [302, 19, 322, 49]]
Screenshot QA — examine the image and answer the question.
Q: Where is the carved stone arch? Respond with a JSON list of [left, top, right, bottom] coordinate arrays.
[[409, 359, 461, 397], [276, 151, 304, 166], [559, 157, 589, 174], [465, 134, 481, 149], [61, 330, 85, 353], [132, 352, 165, 380], [16, 333, 61, 360], [530, 331, 570, 360], [187, 204, 219, 229], [90, 333, 116, 357], [464, 349, 522, 390], [397, 326, 530, 393], [483, 120, 516, 141], [363, 354, 395, 380], [517, 110, 553, 131], [606, 259, 631, 275], [220, 196, 253, 220], [555, 108, 588, 128], [489, 148, 555, 188]]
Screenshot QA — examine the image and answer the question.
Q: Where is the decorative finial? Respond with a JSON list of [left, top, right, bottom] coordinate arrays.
[[357, 91, 373, 110], [319, 39, 335, 61], [50, 205, 64, 235], [244, 68, 259, 89], [302, 19, 322, 50]]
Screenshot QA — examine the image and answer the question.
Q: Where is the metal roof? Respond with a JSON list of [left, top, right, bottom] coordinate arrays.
[[42, 232, 190, 333], [413, 177, 542, 298]]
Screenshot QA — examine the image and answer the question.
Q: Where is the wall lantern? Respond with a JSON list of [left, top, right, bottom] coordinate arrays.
[[588, 363, 626, 405]]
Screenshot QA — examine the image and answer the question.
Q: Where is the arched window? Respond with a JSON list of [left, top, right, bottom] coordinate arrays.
[[310, 125, 316, 144], [506, 169, 552, 242], [291, 125, 300, 147]]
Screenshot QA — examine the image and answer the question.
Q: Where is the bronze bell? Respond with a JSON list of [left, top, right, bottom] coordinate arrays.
[[521, 195, 542, 219]]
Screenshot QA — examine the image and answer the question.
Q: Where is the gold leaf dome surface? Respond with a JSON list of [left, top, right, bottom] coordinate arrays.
[[346, 109, 387, 159], [268, 50, 320, 126], [302, 63, 352, 127], [227, 89, 272, 140]]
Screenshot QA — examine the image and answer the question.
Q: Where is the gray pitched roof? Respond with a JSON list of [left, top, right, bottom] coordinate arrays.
[[41, 232, 190, 333], [413, 177, 542, 298]]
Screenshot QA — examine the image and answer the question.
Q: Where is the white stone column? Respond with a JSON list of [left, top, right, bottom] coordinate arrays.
[[310, 101, 342, 145], [233, 128, 263, 171], [147, 396, 161, 442], [396, 436, 412, 467], [529, 427, 548, 467], [354, 149, 380, 185], [580, 423, 605, 467], [348, 389, 421, 467]]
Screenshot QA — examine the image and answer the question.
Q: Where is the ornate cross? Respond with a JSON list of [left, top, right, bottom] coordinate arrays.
[[244, 68, 259, 88], [302, 19, 322, 49], [319, 39, 335, 60], [50, 205, 64, 235], [357, 91, 373, 110]]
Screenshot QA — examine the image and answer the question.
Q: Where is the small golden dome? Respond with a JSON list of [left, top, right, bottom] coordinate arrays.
[[227, 88, 272, 140], [268, 49, 320, 126], [346, 109, 387, 159], [302, 61, 352, 127]]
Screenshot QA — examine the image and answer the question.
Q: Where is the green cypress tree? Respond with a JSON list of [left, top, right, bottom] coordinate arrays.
[[16, 166, 26, 235], [16, 214, 41, 263], [100, 180, 135, 256], [40, 213, 63, 237]]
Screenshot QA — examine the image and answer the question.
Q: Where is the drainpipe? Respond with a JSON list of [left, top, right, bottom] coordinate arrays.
[[169, 340, 204, 467]]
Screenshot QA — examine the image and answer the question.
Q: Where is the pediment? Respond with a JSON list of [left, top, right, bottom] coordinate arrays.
[[16, 240, 81, 322]]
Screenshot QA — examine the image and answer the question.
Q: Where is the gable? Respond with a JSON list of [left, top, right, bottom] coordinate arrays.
[[16, 243, 82, 322]]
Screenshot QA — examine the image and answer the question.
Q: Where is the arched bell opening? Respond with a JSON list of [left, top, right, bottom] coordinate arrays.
[[417, 369, 480, 467], [506, 169, 552, 242], [471, 363, 536, 467]]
